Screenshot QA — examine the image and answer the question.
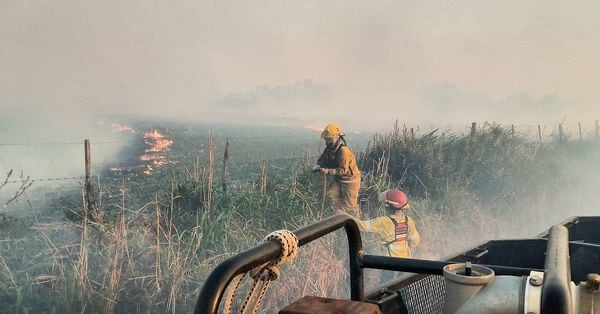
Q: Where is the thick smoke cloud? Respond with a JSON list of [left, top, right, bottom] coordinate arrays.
[[3, 1, 599, 205], [2, 1, 600, 132]]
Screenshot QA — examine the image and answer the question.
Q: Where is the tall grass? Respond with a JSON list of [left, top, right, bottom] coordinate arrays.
[[361, 121, 600, 258], [0, 163, 337, 312], [1, 122, 599, 312]]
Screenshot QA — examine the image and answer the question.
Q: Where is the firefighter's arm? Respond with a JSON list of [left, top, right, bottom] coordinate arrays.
[[316, 151, 326, 168], [354, 217, 385, 233], [323, 147, 354, 176], [407, 217, 421, 248]]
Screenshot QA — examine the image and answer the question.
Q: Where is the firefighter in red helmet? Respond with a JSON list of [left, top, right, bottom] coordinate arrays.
[[355, 189, 420, 258], [314, 123, 361, 217]]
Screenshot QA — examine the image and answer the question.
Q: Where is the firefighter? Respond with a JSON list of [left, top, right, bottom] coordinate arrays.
[[314, 123, 361, 217], [355, 189, 420, 258]]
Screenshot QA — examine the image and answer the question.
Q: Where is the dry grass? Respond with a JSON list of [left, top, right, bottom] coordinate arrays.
[[1, 121, 599, 313]]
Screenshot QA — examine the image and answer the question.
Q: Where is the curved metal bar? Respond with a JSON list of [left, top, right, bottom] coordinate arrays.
[[541, 225, 573, 314], [194, 213, 363, 314]]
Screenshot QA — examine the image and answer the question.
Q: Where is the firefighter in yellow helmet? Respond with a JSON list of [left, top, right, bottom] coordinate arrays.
[[314, 123, 362, 217], [355, 189, 420, 258]]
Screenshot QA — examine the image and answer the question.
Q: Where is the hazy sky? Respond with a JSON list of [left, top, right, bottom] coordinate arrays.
[[2, 0, 600, 132]]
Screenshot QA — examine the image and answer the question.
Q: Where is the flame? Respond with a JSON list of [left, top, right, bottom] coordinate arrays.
[[139, 129, 173, 174], [143, 130, 173, 152]]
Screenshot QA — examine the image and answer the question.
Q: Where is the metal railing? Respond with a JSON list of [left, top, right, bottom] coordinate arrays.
[[194, 213, 546, 313], [194, 214, 364, 314]]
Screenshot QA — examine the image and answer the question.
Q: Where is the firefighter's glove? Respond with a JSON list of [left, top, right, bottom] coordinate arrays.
[[317, 168, 329, 175]]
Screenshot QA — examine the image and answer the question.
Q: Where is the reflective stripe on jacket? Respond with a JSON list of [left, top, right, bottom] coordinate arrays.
[[355, 214, 420, 258]]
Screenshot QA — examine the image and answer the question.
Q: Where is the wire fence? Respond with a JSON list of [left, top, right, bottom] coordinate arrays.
[[0, 136, 316, 145], [0, 141, 127, 146], [2, 176, 96, 184], [0, 139, 310, 186], [2, 121, 599, 186]]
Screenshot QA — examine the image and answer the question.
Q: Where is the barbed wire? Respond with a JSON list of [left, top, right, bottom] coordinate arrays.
[[225, 134, 317, 139], [0, 136, 318, 147], [3, 176, 97, 184], [0, 141, 127, 146]]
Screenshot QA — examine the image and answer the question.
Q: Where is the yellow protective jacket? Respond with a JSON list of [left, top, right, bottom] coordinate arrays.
[[317, 145, 360, 183], [356, 214, 420, 258]]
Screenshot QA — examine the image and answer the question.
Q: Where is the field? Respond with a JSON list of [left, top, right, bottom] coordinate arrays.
[[1, 119, 599, 313]]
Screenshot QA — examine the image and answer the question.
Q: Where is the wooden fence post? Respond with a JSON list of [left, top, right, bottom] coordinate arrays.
[[538, 125, 542, 145], [470, 122, 477, 137], [84, 139, 100, 222], [206, 133, 215, 212], [84, 139, 92, 206], [558, 123, 564, 143], [221, 138, 230, 193]]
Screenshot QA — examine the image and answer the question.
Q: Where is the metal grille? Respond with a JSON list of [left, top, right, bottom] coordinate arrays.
[[398, 275, 445, 314]]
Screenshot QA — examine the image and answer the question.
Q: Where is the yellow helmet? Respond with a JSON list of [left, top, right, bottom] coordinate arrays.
[[321, 123, 342, 138]]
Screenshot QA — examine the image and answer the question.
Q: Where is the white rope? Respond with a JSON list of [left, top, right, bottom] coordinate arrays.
[[223, 230, 299, 314], [223, 273, 246, 314]]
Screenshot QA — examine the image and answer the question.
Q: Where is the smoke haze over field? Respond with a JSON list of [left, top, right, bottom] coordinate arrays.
[[1, 1, 600, 132], [3, 3, 600, 309], [0, 112, 132, 200]]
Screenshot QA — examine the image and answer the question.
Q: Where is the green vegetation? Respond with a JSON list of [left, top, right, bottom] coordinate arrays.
[[1, 121, 599, 313], [361, 122, 600, 258]]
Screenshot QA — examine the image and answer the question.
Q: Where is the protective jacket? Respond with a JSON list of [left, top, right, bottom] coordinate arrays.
[[317, 145, 360, 183], [318, 144, 361, 216], [356, 213, 420, 258]]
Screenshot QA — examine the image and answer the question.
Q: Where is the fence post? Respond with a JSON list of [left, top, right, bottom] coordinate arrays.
[[221, 138, 230, 193], [84, 139, 100, 222], [206, 133, 215, 212], [558, 124, 564, 143], [470, 122, 477, 137], [84, 139, 92, 204], [538, 125, 542, 145]]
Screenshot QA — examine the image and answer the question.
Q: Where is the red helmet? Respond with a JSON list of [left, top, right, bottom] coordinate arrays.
[[384, 189, 408, 209]]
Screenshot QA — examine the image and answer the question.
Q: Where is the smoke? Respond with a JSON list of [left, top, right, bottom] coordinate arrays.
[[411, 139, 600, 261], [0, 111, 133, 207], [3, 2, 600, 311], [2, 1, 600, 133], [415, 83, 598, 131]]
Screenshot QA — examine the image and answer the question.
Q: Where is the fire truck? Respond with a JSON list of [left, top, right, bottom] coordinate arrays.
[[196, 214, 600, 313]]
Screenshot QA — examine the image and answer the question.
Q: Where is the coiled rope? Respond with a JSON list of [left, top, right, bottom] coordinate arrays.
[[223, 230, 299, 314]]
